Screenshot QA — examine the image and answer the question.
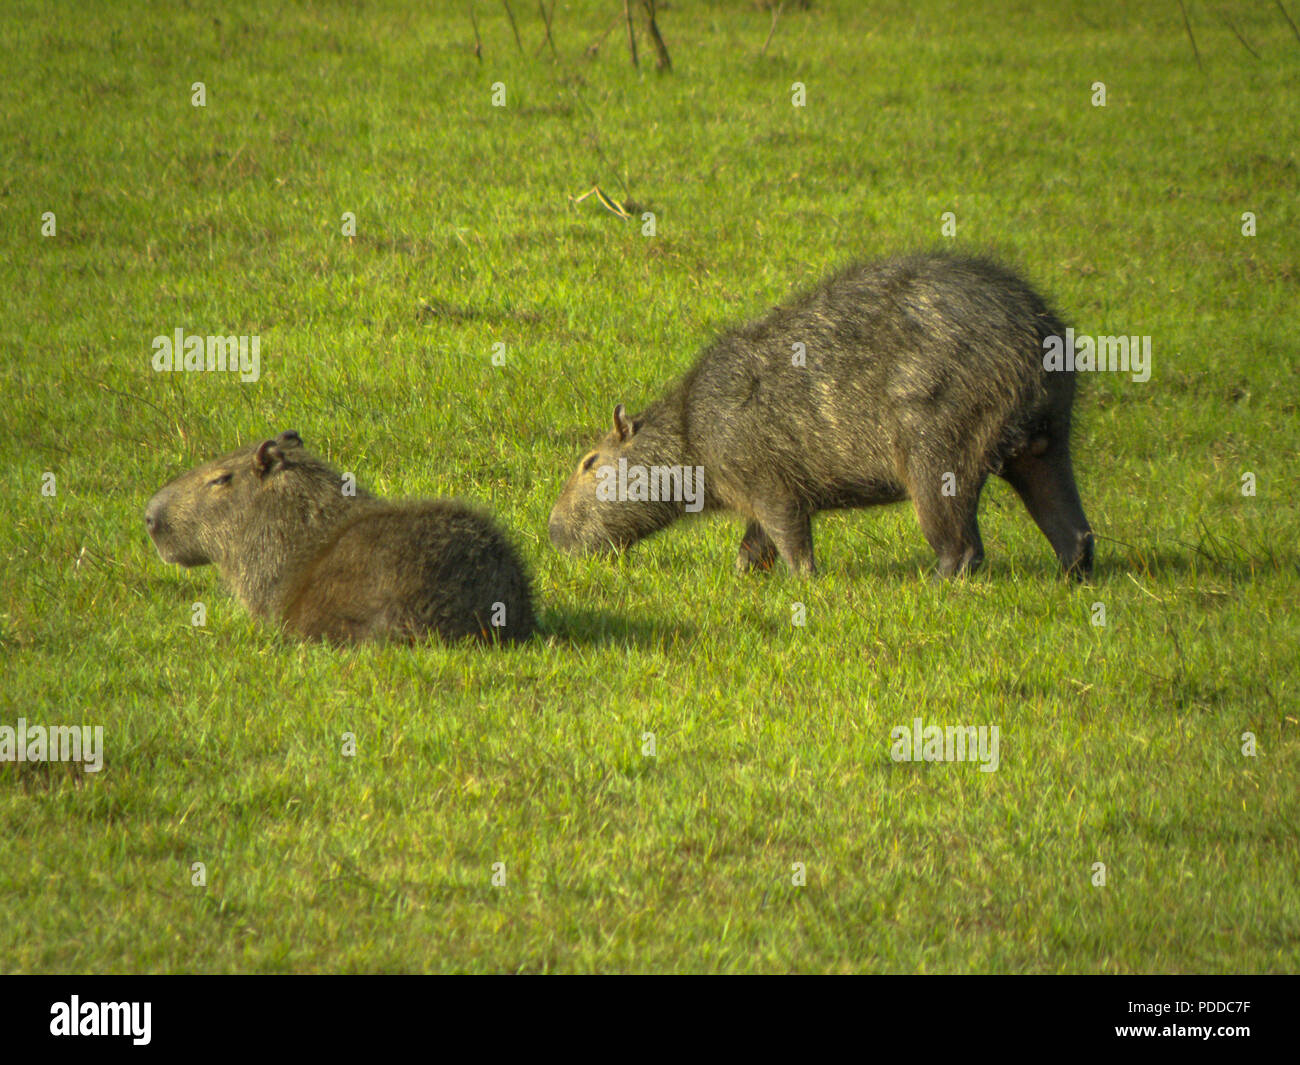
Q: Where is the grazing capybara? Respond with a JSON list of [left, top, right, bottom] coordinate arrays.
[[550, 252, 1094, 578], [145, 430, 535, 643]]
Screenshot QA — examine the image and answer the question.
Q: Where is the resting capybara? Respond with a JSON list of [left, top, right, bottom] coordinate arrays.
[[550, 252, 1094, 578], [145, 430, 535, 643]]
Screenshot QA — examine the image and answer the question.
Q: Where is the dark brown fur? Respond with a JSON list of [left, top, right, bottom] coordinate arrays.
[[549, 253, 1094, 578], [146, 431, 535, 643]]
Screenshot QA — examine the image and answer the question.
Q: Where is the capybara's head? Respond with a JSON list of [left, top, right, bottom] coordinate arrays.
[[145, 430, 360, 569], [548, 405, 684, 555]]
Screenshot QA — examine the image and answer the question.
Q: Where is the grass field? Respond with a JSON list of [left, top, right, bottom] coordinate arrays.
[[1, 0, 1297, 973]]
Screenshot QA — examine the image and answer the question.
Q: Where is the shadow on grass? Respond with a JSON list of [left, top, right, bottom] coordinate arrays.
[[822, 553, 941, 583], [537, 605, 697, 649], [826, 540, 1296, 585], [1095, 539, 1296, 583]]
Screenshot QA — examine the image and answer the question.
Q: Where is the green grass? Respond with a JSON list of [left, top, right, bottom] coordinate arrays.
[[1, 0, 1297, 972]]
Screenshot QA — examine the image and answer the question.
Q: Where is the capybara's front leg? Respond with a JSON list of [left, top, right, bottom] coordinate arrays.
[[735, 520, 779, 573]]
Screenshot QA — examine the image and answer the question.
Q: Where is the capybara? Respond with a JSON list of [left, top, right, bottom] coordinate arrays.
[[146, 430, 535, 643], [549, 252, 1094, 578]]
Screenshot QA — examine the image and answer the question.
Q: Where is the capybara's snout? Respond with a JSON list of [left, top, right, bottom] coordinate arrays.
[[143, 483, 209, 567], [547, 503, 624, 557], [144, 494, 166, 539], [547, 508, 578, 553]]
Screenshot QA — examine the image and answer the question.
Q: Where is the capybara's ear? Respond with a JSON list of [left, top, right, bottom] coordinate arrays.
[[613, 404, 635, 441], [252, 438, 286, 475], [277, 430, 302, 448]]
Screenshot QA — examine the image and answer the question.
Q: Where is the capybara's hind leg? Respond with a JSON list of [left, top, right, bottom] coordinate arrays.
[[1000, 439, 1093, 579], [735, 519, 779, 574], [907, 462, 985, 577]]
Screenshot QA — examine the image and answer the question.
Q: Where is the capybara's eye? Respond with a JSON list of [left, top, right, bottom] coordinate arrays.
[[208, 473, 233, 487], [580, 453, 598, 473]]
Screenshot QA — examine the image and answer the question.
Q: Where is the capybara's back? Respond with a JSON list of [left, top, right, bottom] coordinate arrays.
[[282, 499, 536, 644], [688, 254, 1071, 495]]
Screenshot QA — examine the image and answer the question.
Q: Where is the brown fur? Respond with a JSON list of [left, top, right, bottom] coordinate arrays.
[[145, 431, 535, 643], [550, 253, 1094, 578]]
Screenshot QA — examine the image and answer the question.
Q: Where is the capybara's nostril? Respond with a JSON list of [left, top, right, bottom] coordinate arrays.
[[144, 503, 161, 536]]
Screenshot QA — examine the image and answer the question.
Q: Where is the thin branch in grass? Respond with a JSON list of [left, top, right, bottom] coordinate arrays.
[[96, 381, 170, 425], [1277, 0, 1300, 45], [1196, 514, 1238, 566], [760, 0, 786, 58], [1170, 516, 1281, 576], [1177, 0, 1203, 72], [1090, 531, 1142, 557], [570, 185, 633, 219], [502, 0, 524, 54], [537, 0, 558, 59], [222, 143, 247, 175], [641, 0, 672, 71], [74, 542, 119, 575], [1156, 595, 1189, 690], [1216, 7, 1260, 58], [555, 361, 593, 412], [568, 85, 636, 202], [1125, 572, 1167, 604], [585, 15, 621, 58], [469, 1, 483, 62], [624, 0, 639, 68]]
